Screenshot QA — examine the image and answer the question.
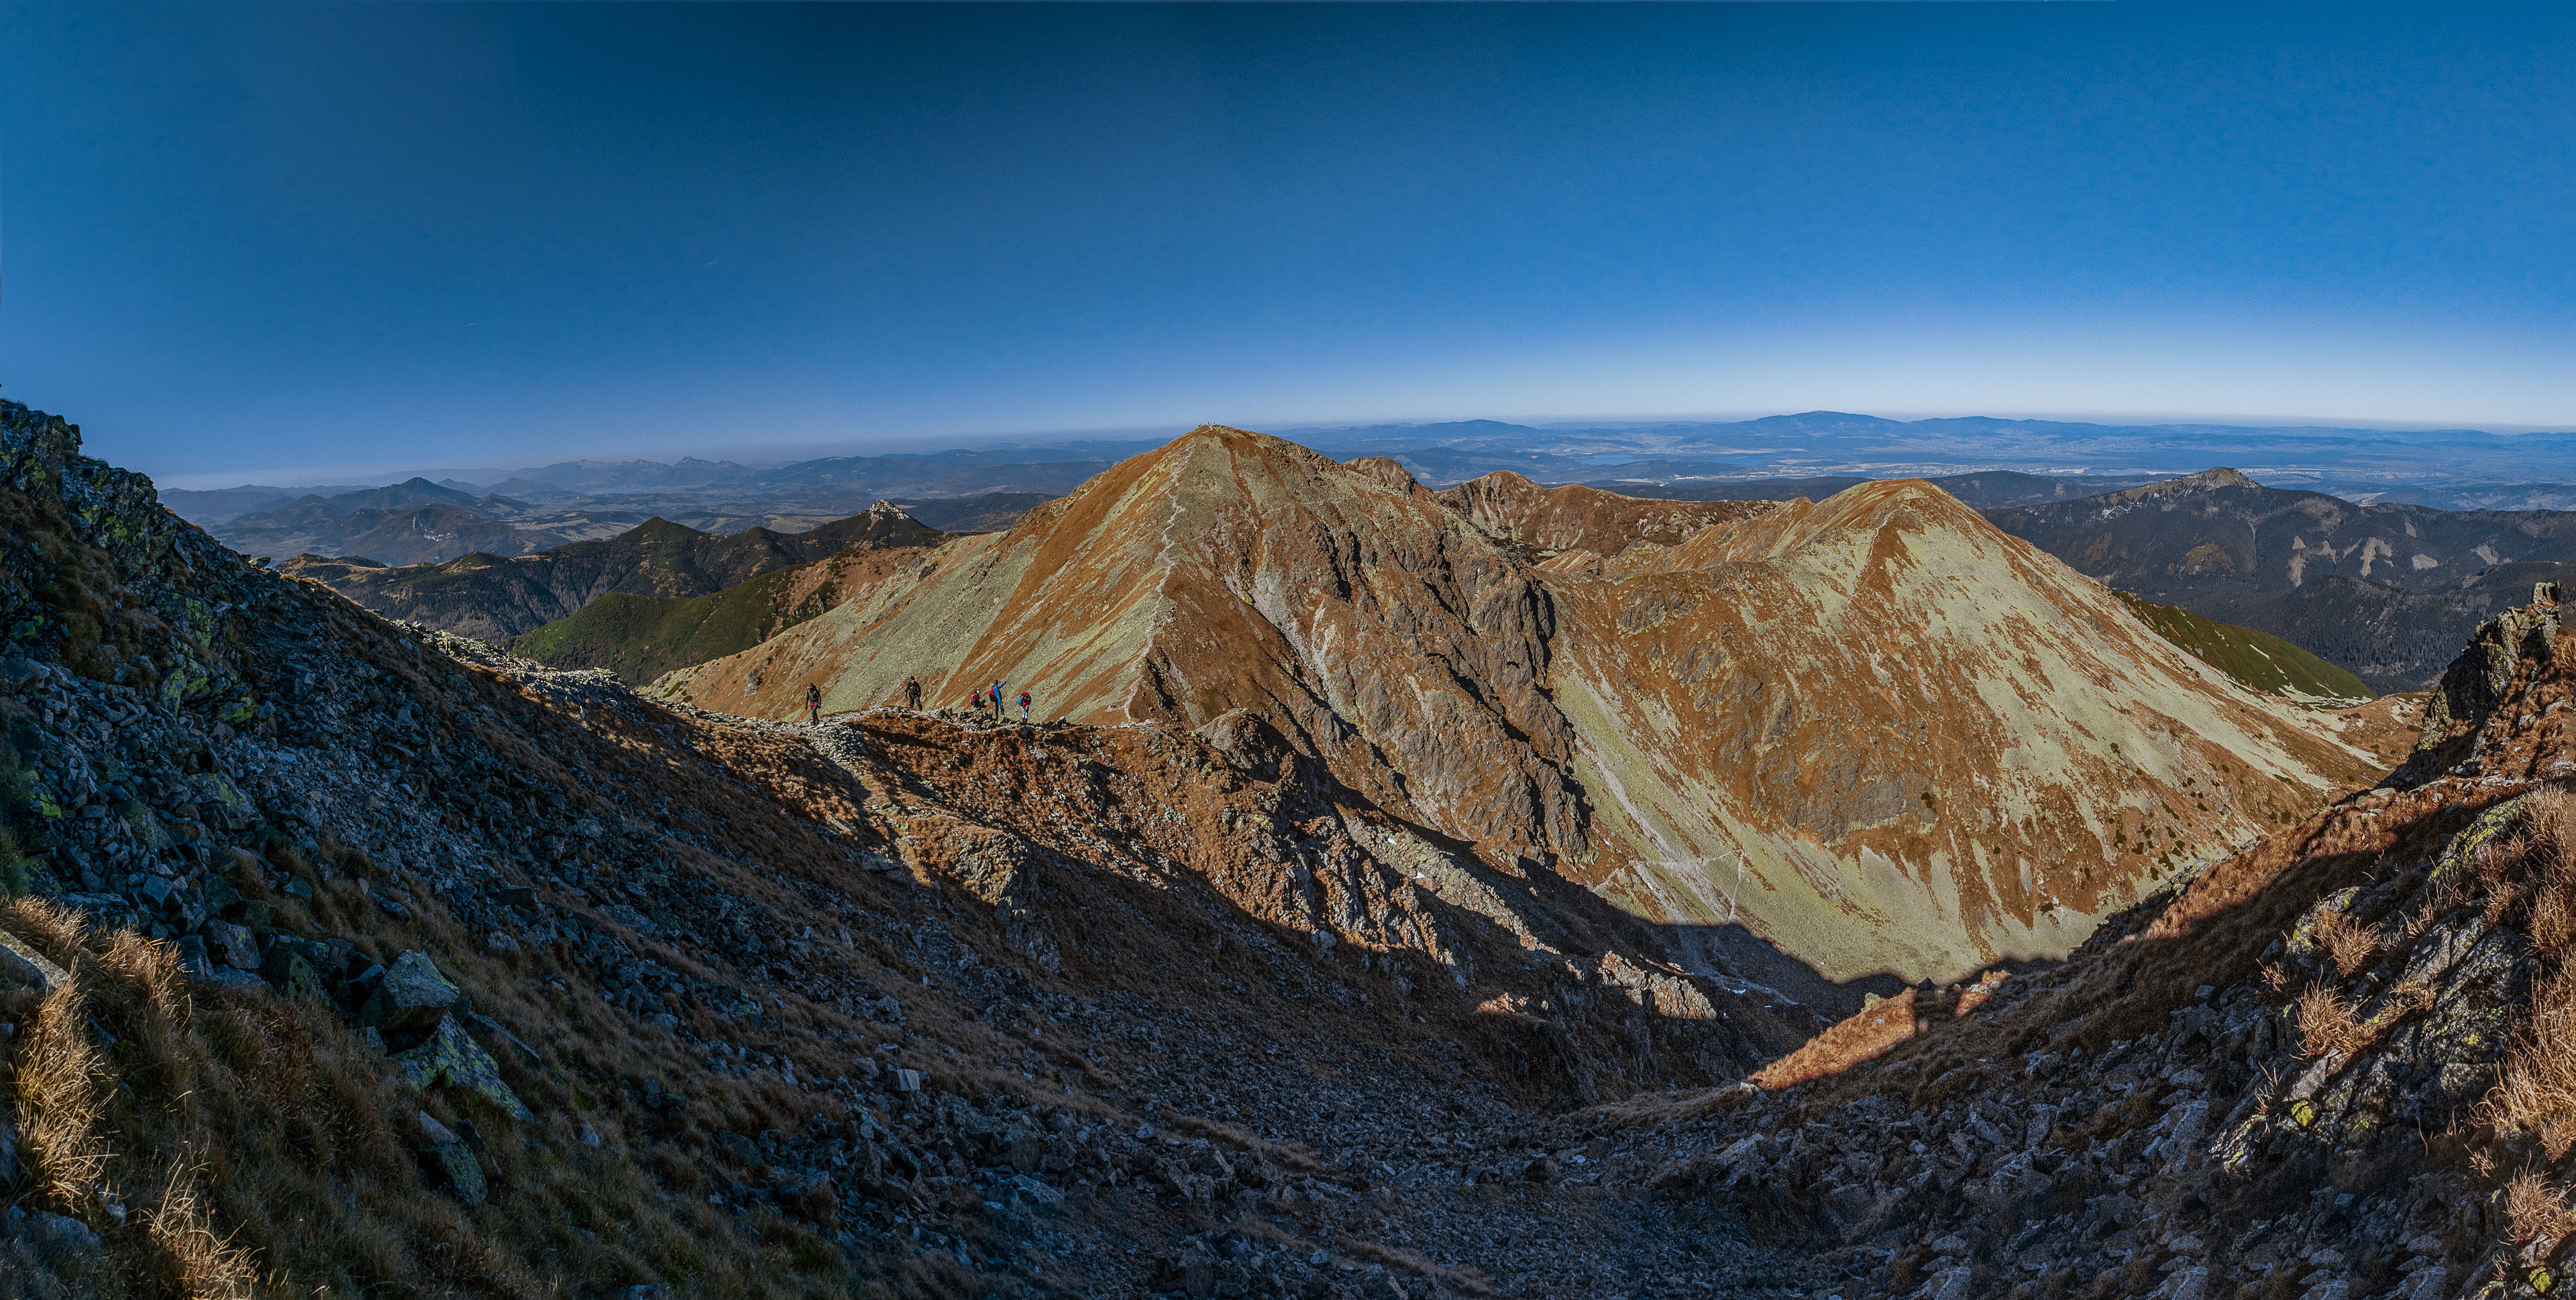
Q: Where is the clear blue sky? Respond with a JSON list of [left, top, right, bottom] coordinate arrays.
[[3, 1, 2573, 485]]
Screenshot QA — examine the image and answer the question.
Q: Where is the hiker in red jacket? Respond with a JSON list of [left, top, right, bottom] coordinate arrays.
[[1016, 690, 1031, 722]]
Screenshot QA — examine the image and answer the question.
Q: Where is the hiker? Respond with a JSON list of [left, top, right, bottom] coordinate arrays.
[[805, 684, 821, 725], [1016, 689, 1031, 722], [904, 677, 922, 710]]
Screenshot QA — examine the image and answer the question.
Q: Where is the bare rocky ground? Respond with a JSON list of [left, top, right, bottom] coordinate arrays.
[[5, 391, 2573, 1300]]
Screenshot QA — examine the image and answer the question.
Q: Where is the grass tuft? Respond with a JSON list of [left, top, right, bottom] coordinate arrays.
[[144, 1157, 264, 1299], [14, 980, 113, 1209], [2508, 1172, 2576, 1249], [2290, 985, 2358, 1059], [2481, 792, 2576, 1158], [2310, 904, 2381, 977]]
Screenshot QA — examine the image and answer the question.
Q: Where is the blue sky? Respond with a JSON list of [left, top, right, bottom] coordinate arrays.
[[2, 1, 2573, 486]]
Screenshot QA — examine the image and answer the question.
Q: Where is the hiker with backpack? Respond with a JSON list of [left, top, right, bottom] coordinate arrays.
[[1016, 689, 1031, 722], [904, 677, 923, 710], [805, 683, 821, 725]]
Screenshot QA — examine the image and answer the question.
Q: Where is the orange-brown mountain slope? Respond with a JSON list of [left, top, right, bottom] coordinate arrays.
[[1537, 478, 2385, 983], [651, 427, 2382, 985], [653, 427, 1588, 870]]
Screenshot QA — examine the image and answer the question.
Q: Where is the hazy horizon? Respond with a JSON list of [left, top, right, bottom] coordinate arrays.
[[142, 406, 2576, 495]]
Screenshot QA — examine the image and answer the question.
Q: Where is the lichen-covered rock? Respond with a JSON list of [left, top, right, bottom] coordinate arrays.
[[392, 1014, 532, 1121], [418, 1140, 486, 1206], [361, 951, 460, 1035]]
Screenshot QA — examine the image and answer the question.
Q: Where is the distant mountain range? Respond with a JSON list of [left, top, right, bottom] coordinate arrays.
[[197, 471, 1047, 567], [1575, 468, 2167, 510], [1982, 468, 2576, 692], [1289, 411, 2576, 500], [277, 502, 946, 643], [169, 411, 2576, 529]]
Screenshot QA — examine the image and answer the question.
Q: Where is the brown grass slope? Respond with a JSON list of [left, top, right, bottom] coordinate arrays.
[[1613, 582, 2573, 1299], [1537, 478, 2383, 983]]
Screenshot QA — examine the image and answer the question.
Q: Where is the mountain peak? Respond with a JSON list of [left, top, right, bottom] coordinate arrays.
[[626, 517, 708, 542], [2170, 466, 2259, 490]]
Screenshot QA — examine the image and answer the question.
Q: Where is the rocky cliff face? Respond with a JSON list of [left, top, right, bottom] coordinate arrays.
[[282, 502, 946, 644], [659, 431, 2383, 987]]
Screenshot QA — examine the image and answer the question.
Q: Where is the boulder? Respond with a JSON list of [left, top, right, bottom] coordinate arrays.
[[392, 1014, 534, 1120], [418, 1139, 486, 1206], [361, 951, 460, 1035], [202, 920, 258, 971], [262, 946, 328, 1000], [0, 928, 67, 993], [23, 1209, 102, 1256], [1193, 710, 1293, 781]]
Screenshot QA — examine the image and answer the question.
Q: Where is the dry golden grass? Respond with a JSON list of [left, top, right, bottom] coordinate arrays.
[[2507, 1172, 2576, 1248], [2485, 961, 2576, 1159], [1748, 997, 1915, 1091], [2478, 834, 2531, 924], [2528, 787, 2576, 863], [2532, 883, 2576, 963], [2524, 790, 2576, 959], [13, 980, 113, 1209], [7, 893, 91, 955], [2290, 985, 2359, 1059], [142, 1158, 262, 1300], [2479, 791, 2576, 1159], [0, 823, 875, 1298], [2310, 904, 2381, 977], [2391, 977, 2441, 1016]]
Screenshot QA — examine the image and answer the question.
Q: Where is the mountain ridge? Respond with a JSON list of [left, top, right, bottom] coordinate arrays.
[[654, 427, 2387, 985], [278, 502, 947, 643]]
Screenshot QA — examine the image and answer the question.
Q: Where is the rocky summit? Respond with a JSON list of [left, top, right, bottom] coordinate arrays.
[[3, 398, 2572, 1300], [653, 427, 2390, 987]]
